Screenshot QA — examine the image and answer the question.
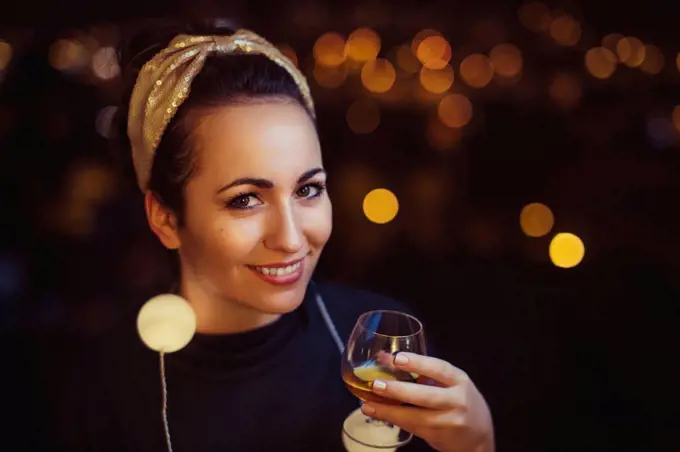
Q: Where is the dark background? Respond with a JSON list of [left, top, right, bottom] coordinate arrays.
[[1, 0, 679, 450]]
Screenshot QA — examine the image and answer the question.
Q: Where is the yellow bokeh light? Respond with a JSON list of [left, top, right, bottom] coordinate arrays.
[[520, 203, 554, 237], [672, 106, 680, 133], [49, 38, 89, 71], [427, 118, 462, 151], [549, 233, 585, 268], [640, 44, 665, 75], [361, 58, 396, 93], [313, 63, 348, 88], [616, 37, 645, 68], [346, 28, 381, 63], [395, 45, 421, 74], [346, 99, 381, 134], [363, 188, 399, 224], [585, 47, 617, 79], [549, 73, 582, 109], [419, 65, 454, 94], [313, 32, 346, 67], [460, 54, 494, 88], [438, 93, 473, 128], [0, 40, 13, 71], [416, 35, 451, 70], [550, 15, 581, 46], [489, 43, 523, 78], [411, 29, 442, 55], [278, 44, 299, 67], [518, 2, 552, 33]]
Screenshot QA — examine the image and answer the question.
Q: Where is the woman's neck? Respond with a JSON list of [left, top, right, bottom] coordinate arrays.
[[179, 275, 281, 335]]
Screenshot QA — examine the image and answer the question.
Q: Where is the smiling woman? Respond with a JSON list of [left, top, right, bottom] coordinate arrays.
[[50, 17, 494, 452]]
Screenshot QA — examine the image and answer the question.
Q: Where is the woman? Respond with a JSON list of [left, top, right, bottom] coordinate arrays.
[[58, 19, 494, 452]]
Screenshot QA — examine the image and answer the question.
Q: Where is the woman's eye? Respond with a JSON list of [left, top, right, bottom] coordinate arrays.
[[227, 194, 261, 210], [297, 183, 325, 199]]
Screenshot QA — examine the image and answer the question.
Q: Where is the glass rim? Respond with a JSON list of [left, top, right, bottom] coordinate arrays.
[[355, 309, 424, 338]]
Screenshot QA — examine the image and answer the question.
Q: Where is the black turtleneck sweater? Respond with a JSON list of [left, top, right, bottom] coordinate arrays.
[[53, 282, 434, 452]]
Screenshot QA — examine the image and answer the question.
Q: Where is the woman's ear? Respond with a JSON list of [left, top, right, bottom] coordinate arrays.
[[144, 191, 181, 250]]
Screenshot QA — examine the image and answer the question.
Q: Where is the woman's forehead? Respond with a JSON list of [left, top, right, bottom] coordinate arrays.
[[192, 102, 322, 183]]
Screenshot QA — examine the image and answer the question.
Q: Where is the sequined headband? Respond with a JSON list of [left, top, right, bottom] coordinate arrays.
[[127, 29, 315, 191]]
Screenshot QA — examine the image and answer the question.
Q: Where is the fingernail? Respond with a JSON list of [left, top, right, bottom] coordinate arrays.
[[361, 404, 376, 416], [394, 353, 409, 366], [372, 379, 387, 391]]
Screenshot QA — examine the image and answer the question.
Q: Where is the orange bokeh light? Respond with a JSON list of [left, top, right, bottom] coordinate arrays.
[[313, 32, 346, 67], [346, 28, 381, 63], [549, 73, 582, 109], [640, 44, 665, 75], [416, 35, 452, 70], [361, 58, 396, 93], [585, 47, 617, 79], [550, 14, 581, 46], [419, 65, 454, 94], [460, 54, 494, 88], [489, 43, 523, 78], [518, 2, 552, 33], [438, 94, 473, 128], [616, 37, 646, 68]]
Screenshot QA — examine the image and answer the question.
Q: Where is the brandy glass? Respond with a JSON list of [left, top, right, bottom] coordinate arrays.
[[341, 310, 426, 449]]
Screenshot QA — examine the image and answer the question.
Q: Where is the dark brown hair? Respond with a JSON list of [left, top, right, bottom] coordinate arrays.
[[116, 18, 314, 224]]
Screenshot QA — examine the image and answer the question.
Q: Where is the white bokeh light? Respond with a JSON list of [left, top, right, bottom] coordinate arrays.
[[137, 294, 197, 353]]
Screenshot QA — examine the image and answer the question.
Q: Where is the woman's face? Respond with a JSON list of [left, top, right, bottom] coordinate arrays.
[[176, 101, 332, 314]]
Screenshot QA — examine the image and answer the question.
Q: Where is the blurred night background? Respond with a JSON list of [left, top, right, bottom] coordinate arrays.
[[1, 0, 679, 450]]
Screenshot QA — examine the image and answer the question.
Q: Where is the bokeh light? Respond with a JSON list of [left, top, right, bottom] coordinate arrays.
[[616, 37, 646, 68], [549, 233, 585, 268], [601, 33, 623, 56], [395, 45, 421, 74], [137, 294, 197, 353], [411, 29, 442, 55], [346, 99, 381, 134], [363, 188, 399, 224], [549, 14, 581, 46], [313, 63, 348, 88], [676, 53, 680, 73], [640, 44, 665, 75], [460, 54, 494, 88], [438, 94, 473, 128], [49, 38, 89, 72], [419, 65, 454, 94], [0, 40, 13, 71], [416, 35, 452, 70], [95, 106, 118, 139], [549, 73, 582, 109], [647, 115, 675, 148], [278, 44, 299, 67], [585, 47, 617, 79], [361, 58, 396, 93], [673, 106, 680, 133], [427, 118, 462, 151], [520, 203, 555, 237], [346, 28, 381, 63], [489, 43, 523, 78], [313, 32, 346, 67], [91, 47, 120, 80], [518, 2, 552, 33]]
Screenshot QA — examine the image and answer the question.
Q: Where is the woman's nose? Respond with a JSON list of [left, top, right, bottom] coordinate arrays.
[[263, 204, 303, 254]]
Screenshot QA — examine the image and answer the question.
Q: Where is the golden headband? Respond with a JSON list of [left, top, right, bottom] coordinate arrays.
[[127, 29, 315, 191]]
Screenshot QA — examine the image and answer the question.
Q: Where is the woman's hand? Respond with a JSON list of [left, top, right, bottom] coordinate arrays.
[[361, 352, 494, 452]]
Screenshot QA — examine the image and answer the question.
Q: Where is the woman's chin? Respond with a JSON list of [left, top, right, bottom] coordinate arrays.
[[251, 286, 308, 315]]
